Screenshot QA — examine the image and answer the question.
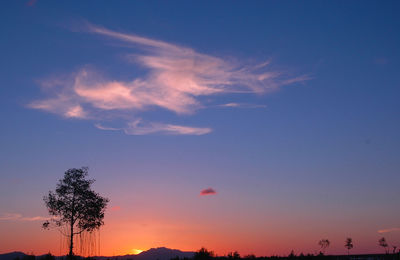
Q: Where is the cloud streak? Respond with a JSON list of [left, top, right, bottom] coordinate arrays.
[[96, 119, 212, 135], [0, 213, 49, 222], [124, 119, 212, 135], [219, 103, 267, 109], [378, 227, 400, 234], [30, 23, 308, 135]]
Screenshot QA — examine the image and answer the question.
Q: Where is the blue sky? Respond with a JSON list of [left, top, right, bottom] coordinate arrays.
[[1, 0, 400, 255]]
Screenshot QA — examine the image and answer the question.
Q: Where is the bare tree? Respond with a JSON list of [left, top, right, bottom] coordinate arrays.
[[318, 239, 330, 254], [344, 238, 353, 255], [43, 167, 109, 258], [379, 237, 389, 254]]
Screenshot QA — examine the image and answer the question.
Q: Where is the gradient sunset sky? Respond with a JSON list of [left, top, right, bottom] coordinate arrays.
[[1, 0, 400, 257]]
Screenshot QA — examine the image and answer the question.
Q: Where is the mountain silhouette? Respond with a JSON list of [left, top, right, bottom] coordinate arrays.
[[0, 252, 27, 260], [0, 248, 194, 260], [134, 247, 194, 260]]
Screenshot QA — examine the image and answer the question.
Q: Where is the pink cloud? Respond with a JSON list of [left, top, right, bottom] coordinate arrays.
[[200, 188, 217, 196], [29, 23, 308, 135]]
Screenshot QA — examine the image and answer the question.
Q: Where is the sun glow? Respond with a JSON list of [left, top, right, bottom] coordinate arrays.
[[131, 249, 143, 255]]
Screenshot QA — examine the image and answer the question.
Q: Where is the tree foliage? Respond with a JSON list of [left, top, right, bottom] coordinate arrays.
[[43, 167, 109, 258]]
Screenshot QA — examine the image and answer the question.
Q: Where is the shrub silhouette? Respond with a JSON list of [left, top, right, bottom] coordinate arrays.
[[194, 248, 215, 260], [379, 237, 389, 254], [227, 252, 240, 259]]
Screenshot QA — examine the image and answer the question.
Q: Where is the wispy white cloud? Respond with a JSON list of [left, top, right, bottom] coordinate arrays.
[[95, 119, 211, 135], [378, 227, 400, 234], [94, 123, 120, 131], [0, 213, 49, 222], [124, 119, 212, 136], [29, 23, 308, 135], [219, 103, 267, 108]]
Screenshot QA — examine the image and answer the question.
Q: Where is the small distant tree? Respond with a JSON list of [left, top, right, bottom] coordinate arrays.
[[194, 248, 214, 260], [227, 251, 240, 259], [43, 167, 109, 259], [392, 246, 398, 254], [318, 239, 330, 254], [379, 237, 389, 254], [344, 238, 353, 255]]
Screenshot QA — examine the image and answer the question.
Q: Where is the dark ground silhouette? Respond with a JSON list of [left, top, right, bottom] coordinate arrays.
[[3, 248, 400, 260]]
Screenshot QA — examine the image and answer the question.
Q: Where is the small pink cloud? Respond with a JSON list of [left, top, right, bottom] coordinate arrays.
[[200, 188, 217, 196]]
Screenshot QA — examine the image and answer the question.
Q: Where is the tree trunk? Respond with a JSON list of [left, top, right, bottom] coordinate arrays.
[[69, 196, 75, 259], [69, 220, 74, 258]]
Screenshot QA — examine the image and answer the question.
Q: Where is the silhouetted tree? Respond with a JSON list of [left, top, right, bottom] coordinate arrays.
[[227, 252, 240, 259], [379, 237, 389, 254], [318, 239, 330, 254], [194, 248, 214, 260], [392, 246, 398, 254], [43, 167, 109, 259], [344, 238, 353, 255]]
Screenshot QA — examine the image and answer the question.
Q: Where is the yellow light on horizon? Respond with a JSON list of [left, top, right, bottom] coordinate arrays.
[[131, 249, 143, 255]]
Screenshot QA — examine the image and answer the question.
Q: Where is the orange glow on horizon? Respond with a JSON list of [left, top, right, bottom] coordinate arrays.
[[131, 249, 143, 255]]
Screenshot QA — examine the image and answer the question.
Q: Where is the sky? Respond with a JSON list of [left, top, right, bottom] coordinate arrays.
[[0, 0, 400, 257]]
